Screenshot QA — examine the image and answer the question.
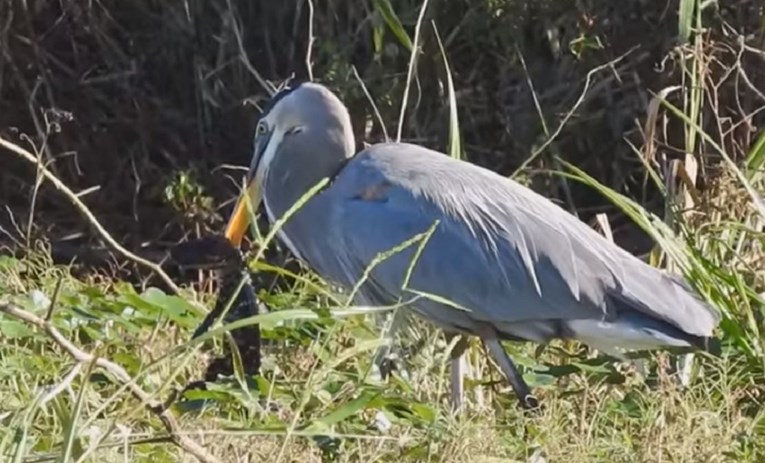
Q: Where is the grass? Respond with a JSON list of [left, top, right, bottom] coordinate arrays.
[[0, 249, 748, 461], [0, 236, 763, 462], [2, 1, 765, 462]]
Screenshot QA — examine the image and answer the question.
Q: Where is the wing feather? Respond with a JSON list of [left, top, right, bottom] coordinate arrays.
[[314, 142, 718, 338]]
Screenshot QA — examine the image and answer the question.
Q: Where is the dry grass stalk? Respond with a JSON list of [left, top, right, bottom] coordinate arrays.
[[0, 300, 220, 463], [0, 136, 182, 294]]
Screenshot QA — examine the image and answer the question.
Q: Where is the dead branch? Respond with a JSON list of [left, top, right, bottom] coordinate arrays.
[[0, 300, 220, 463], [0, 136, 182, 295]]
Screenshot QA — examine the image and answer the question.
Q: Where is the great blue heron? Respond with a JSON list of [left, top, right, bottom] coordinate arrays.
[[223, 81, 720, 409]]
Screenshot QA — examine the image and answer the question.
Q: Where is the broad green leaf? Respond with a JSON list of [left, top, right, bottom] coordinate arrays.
[[121, 287, 201, 328], [0, 319, 35, 339], [409, 403, 436, 423], [306, 391, 377, 431]]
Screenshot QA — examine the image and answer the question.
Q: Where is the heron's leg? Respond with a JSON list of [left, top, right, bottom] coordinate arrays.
[[446, 333, 470, 412], [675, 353, 695, 387], [484, 338, 538, 410], [632, 358, 648, 378]]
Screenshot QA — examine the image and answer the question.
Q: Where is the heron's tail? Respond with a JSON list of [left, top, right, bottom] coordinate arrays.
[[565, 307, 717, 359]]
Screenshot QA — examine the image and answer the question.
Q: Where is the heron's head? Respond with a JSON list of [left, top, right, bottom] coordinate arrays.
[[224, 82, 355, 246]]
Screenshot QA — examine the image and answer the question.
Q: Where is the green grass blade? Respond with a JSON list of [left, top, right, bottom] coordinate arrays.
[[57, 360, 90, 463], [305, 391, 377, 432], [678, 0, 696, 43], [433, 23, 462, 160], [224, 332, 251, 398], [372, 0, 413, 51], [746, 128, 765, 174]]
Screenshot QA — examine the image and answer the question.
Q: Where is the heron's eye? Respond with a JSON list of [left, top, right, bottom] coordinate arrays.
[[256, 122, 267, 135]]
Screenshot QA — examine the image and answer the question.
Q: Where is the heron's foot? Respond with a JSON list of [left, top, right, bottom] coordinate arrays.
[[370, 352, 403, 382], [519, 393, 541, 413], [378, 356, 398, 379], [483, 337, 541, 412]]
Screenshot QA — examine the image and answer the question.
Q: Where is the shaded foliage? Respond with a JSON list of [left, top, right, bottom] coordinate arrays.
[[0, 0, 763, 259]]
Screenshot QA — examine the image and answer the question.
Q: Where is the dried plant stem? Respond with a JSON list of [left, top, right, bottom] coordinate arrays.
[[0, 301, 220, 463], [0, 136, 182, 294]]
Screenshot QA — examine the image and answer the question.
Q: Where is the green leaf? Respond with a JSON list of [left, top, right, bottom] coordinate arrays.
[[678, 0, 696, 43], [524, 372, 557, 387], [186, 308, 320, 348], [373, 0, 413, 51], [53, 390, 87, 463], [112, 352, 142, 375], [409, 403, 436, 423], [320, 338, 389, 372], [373, 23, 384, 57], [0, 319, 35, 339], [306, 391, 377, 431], [746, 129, 765, 175], [124, 288, 202, 329], [224, 333, 254, 401]]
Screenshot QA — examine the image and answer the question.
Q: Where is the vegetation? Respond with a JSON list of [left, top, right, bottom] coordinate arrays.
[[1, 0, 764, 461]]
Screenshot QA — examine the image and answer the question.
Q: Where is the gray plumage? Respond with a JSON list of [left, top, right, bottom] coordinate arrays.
[[227, 81, 720, 409]]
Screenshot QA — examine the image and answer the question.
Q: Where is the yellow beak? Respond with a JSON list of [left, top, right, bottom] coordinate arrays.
[[224, 180, 260, 247]]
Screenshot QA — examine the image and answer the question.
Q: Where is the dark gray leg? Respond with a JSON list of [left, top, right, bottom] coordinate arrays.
[[484, 338, 539, 410]]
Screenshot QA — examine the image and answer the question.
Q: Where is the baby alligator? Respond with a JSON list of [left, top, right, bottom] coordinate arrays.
[[170, 235, 262, 382]]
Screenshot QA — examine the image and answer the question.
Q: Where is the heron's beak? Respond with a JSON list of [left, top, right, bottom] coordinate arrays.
[[224, 125, 272, 247], [224, 179, 260, 247]]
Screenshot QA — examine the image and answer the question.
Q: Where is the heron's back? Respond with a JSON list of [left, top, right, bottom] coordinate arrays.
[[300, 142, 719, 352]]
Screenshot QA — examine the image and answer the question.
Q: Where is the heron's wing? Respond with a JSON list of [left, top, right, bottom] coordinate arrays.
[[318, 142, 718, 337]]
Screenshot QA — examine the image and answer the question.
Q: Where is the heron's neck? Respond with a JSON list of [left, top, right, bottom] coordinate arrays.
[[266, 131, 352, 214], [262, 128, 353, 264]]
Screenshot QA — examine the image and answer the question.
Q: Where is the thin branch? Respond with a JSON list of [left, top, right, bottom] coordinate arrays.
[[305, 0, 315, 82], [0, 301, 220, 463], [516, 45, 577, 215], [45, 274, 64, 321], [39, 361, 83, 406], [352, 65, 389, 142], [511, 47, 638, 178], [225, 0, 274, 96], [0, 136, 182, 294]]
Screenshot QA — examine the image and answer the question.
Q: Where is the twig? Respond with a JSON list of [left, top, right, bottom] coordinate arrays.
[[0, 136, 182, 295], [516, 45, 577, 215], [305, 0, 315, 82], [39, 361, 83, 406], [352, 65, 389, 142], [0, 301, 220, 463], [511, 47, 638, 178], [225, 0, 274, 96], [45, 274, 64, 321]]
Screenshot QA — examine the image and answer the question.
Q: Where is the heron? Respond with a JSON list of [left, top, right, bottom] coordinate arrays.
[[222, 81, 720, 409]]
